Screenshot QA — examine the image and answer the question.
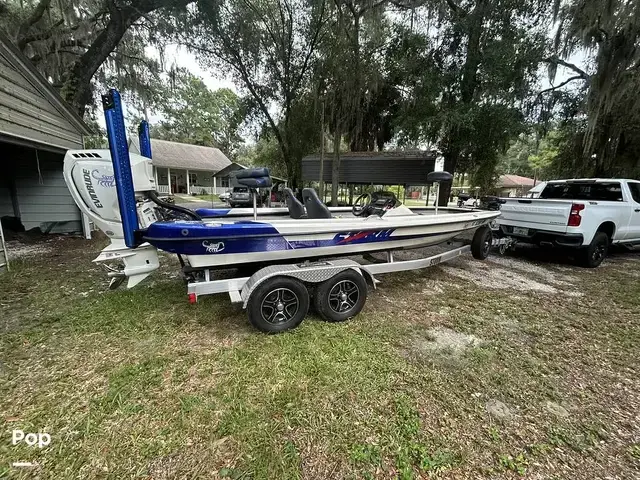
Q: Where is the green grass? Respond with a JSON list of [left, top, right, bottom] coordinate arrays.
[[194, 194, 221, 202], [1, 236, 639, 478]]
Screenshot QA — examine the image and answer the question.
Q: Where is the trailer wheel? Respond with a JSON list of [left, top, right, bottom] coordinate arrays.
[[247, 277, 309, 333], [471, 226, 492, 260], [578, 231, 609, 268], [314, 270, 367, 322]]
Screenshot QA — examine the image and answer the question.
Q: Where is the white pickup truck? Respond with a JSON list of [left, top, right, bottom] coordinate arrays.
[[496, 178, 640, 267]]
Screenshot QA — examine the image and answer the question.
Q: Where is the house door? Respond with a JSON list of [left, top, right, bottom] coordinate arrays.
[[170, 174, 179, 194]]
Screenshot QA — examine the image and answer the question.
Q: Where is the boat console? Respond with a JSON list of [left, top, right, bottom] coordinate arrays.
[[352, 191, 400, 217]]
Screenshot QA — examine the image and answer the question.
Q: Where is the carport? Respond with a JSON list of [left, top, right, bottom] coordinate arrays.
[[301, 151, 439, 204]]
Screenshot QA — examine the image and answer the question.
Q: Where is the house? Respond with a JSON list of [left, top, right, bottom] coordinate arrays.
[[498, 174, 537, 197], [129, 138, 232, 195], [0, 31, 92, 236]]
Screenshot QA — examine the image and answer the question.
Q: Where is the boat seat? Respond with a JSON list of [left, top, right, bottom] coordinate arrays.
[[236, 176, 272, 189], [302, 188, 332, 219], [236, 167, 270, 179], [283, 187, 305, 219]]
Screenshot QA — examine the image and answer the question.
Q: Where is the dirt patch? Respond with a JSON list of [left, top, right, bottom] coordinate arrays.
[[5, 239, 55, 260], [485, 399, 512, 420], [488, 255, 577, 287], [408, 326, 483, 358], [441, 260, 558, 293]]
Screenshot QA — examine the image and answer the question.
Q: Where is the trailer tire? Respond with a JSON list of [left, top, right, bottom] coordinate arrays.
[[578, 231, 609, 268], [471, 226, 492, 260], [247, 276, 309, 333], [314, 270, 367, 322]]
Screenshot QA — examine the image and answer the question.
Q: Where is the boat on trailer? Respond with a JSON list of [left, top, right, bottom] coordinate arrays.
[[62, 89, 504, 332]]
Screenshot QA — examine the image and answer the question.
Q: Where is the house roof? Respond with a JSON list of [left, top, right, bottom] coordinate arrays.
[[129, 137, 232, 172], [0, 31, 91, 140], [214, 162, 250, 178], [499, 174, 536, 188]]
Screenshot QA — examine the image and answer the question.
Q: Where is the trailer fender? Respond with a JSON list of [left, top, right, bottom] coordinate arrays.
[[241, 259, 369, 308]]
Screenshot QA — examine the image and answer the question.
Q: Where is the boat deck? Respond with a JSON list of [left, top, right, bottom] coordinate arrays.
[[202, 207, 470, 224]]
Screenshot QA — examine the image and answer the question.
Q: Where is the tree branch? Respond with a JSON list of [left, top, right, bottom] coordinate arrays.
[[16, 0, 55, 50], [536, 75, 585, 99], [17, 18, 65, 47], [543, 56, 590, 81]]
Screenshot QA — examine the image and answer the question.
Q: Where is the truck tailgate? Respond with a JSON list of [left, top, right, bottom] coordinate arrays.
[[498, 199, 573, 233]]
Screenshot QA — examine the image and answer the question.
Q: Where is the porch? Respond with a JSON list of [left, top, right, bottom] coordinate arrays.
[[155, 167, 231, 196]]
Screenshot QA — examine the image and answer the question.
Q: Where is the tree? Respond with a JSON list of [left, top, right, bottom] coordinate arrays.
[[147, 70, 246, 158], [182, 0, 329, 187], [541, 0, 640, 177], [393, 0, 550, 202], [2, 0, 193, 116]]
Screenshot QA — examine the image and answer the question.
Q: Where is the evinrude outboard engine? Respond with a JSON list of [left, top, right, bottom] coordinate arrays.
[[63, 148, 162, 288], [62, 89, 173, 289]]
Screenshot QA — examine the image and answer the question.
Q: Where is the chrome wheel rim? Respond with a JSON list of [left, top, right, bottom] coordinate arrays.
[[261, 288, 299, 324], [328, 280, 359, 313]]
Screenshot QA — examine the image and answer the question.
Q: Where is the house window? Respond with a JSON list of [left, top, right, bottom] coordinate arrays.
[[220, 177, 229, 188], [189, 173, 198, 185]]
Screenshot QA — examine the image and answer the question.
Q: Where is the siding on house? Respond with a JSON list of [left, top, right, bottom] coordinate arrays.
[[0, 32, 91, 235], [0, 37, 86, 151]]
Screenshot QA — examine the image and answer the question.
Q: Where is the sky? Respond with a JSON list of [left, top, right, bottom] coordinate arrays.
[[158, 44, 237, 93]]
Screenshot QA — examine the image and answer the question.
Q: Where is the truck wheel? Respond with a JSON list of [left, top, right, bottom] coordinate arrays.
[[579, 231, 609, 268], [247, 276, 309, 333], [471, 226, 493, 260], [314, 270, 367, 322]]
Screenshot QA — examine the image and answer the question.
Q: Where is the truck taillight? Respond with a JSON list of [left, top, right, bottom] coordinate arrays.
[[568, 203, 585, 227]]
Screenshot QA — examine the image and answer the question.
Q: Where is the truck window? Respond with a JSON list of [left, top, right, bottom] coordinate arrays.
[[629, 182, 640, 203], [539, 182, 623, 201]]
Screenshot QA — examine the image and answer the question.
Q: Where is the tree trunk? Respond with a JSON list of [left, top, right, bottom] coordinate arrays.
[[331, 125, 341, 206], [437, 0, 487, 206], [60, 5, 141, 115], [319, 100, 325, 197]]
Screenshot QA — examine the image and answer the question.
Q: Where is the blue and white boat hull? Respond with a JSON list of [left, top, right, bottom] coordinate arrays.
[[144, 209, 500, 268]]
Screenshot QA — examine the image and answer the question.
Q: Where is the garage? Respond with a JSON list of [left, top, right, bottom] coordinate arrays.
[[0, 32, 91, 237]]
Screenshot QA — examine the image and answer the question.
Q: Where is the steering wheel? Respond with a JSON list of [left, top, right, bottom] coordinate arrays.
[[352, 193, 372, 216]]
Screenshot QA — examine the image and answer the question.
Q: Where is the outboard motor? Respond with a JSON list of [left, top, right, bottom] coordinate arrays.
[[63, 149, 162, 288], [63, 89, 168, 289]]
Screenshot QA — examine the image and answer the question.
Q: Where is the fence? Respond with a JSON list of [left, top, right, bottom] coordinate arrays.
[[155, 185, 227, 196]]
